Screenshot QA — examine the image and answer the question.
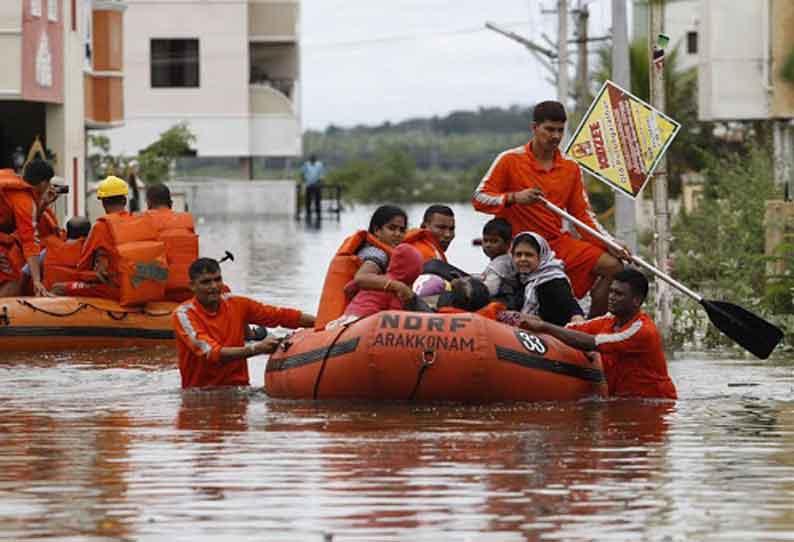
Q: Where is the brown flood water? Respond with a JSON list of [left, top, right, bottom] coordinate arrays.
[[1, 204, 793, 541]]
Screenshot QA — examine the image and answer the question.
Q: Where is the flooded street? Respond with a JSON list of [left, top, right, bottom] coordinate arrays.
[[1, 205, 793, 541]]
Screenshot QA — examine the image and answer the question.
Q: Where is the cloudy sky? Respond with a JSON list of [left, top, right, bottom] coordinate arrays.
[[301, 0, 615, 130]]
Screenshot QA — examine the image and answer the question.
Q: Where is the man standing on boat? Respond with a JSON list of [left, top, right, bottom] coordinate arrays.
[[472, 100, 630, 317], [173, 257, 315, 389], [520, 268, 677, 400]]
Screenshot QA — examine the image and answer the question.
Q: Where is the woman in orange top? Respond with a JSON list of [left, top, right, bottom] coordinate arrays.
[[315, 205, 412, 328]]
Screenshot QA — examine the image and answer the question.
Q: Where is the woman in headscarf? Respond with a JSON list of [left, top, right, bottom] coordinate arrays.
[[511, 231, 584, 326]]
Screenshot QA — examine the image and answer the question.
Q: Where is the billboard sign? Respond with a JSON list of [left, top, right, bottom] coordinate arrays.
[[565, 80, 680, 199]]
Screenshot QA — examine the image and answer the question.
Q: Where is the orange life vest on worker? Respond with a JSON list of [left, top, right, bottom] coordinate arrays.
[[403, 228, 447, 263], [0, 171, 36, 279], [143, 208, 199, 302], [98, 213, 169, 306], [42, 236, 86, 289], [315, 230, 394, 329]]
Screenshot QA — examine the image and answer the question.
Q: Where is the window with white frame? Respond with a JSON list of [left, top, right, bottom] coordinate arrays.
[[31, 0, 42, 17]]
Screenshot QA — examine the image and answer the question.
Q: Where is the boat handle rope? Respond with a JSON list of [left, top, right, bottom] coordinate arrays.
[[408, 349, 436, 400], [312, 323, 352, 400], [15, 299, 170, 320]]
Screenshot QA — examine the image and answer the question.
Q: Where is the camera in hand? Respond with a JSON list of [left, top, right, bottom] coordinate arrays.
[[53, 184, 69, 194]]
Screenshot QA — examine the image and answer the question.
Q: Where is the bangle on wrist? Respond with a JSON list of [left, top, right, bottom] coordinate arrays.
[[384, 279, 392, 292]]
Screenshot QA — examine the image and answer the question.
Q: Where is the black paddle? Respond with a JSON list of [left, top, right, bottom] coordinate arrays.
[[218, 251, 234, 264], [540, 197, 784, 359]]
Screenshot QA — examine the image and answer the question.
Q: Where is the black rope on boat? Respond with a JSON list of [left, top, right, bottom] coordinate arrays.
[[17, 299, 90, 318], [408, 349, 436, 400], [312, 324, 351, 400]]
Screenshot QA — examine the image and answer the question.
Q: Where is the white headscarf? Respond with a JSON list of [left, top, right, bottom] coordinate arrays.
[[512, 231, 570, 315]]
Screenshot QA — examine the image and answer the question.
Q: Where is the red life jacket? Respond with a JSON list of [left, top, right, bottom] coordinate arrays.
[[144, 209, 199, 302], [315, 230, 394, 329], [99, 213, 168, 306]]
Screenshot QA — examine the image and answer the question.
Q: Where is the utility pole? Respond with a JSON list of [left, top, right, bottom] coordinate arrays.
[[557, 0, 569, 110], [574, 1, 590, 115], [612, 0, 637, 253], [649, 0, 672, 338]]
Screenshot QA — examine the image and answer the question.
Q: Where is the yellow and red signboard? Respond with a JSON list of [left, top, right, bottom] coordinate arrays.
[[565, 80, 680, 199]]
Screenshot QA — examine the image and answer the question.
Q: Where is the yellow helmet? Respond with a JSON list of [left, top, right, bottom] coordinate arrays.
[[96, 175, 129, 199]]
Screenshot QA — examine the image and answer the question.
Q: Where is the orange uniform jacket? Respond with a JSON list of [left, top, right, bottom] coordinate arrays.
[[173, 294, 302, 388], [568, 311, 677, 400], [0, 170, 41, 281], [472, 143, 610, 297], [403, 228, 446, 263]]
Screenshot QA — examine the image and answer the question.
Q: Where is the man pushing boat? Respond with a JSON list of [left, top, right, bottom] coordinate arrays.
[[173, 257, 315, 389]]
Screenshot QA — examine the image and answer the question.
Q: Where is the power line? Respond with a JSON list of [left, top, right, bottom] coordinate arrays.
[[303, 21, 534, 50]]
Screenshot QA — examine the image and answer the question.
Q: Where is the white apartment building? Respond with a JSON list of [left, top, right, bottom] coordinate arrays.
[[107, 0, 301, 178], [0, 0, 126, 217]]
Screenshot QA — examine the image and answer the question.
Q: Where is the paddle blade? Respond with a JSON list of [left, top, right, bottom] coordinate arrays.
[[701, 299, 784, 359]]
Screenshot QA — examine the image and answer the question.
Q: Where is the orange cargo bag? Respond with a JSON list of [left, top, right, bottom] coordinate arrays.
[[115, 240, 169, 306]]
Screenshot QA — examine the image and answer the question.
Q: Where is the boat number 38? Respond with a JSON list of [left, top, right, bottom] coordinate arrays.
[[515, 330, 547, 355]]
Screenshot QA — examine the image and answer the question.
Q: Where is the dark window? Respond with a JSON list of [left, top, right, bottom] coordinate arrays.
[[151, 39, 199, 88], [686, 31, 698, 55]]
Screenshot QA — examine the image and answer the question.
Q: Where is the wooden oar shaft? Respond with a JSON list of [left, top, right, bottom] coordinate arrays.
[[539, 197, 702, 302]]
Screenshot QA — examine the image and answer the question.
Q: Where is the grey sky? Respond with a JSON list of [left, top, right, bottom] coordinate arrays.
[[301, 0, 614, 130]]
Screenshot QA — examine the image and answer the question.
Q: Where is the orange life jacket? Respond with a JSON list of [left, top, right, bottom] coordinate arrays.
[[0, 170, 33, 234], [99, 213, 169, 306], [42, 236, 86, 289], [403, 228, 447, 263], [315, 230, 394, 329], [144, 209, 199, 301]]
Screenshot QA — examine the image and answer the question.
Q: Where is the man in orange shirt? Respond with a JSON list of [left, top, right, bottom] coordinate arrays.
[[520, 268, 676, 400], [472, 101, 629, 316], [404, 205, 455, 263], [173, 257, 316, 388], [0, 159, 59, 297]]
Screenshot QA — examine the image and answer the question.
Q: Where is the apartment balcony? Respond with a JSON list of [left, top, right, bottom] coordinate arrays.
[[248, 0, 298, 42], [85, 1, 125, 128], [249, 82, 300, 156]]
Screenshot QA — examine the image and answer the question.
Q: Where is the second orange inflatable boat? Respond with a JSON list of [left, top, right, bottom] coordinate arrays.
[[0, 296, 176, 353], [266, 311, 607, 403]]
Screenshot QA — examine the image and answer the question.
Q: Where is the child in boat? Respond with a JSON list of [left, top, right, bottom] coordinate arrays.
[[329, 244, 424, 325], [502, 231, 583, 327], [479, 218, 523, 309]]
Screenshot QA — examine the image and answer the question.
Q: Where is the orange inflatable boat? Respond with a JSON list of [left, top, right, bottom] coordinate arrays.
[[0, 296, 176, 353], [266, 311, 607, 403]]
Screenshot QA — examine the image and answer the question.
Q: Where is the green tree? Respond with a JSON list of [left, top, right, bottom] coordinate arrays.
[[137, 123, 196, 183]]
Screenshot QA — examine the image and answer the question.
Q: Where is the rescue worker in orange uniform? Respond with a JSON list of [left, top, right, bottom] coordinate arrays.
[[51, 176, 148, 300], [0, 158, 60, 297], [472, 100, 631, 317], [173, 257, 316, 389], [403, 205, 455, 263], [520, 268, 677, 400], [142, 184, 199, 302]]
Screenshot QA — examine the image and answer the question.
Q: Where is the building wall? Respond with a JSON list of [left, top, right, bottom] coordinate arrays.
[[109, 0, 249, 156], [107, 0, 301, 160], [0, 3, 23, 97]]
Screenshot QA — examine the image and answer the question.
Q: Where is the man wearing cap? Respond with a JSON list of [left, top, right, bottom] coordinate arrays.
[[0, 158, 61, 297], [51, 176, 132, 299]]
